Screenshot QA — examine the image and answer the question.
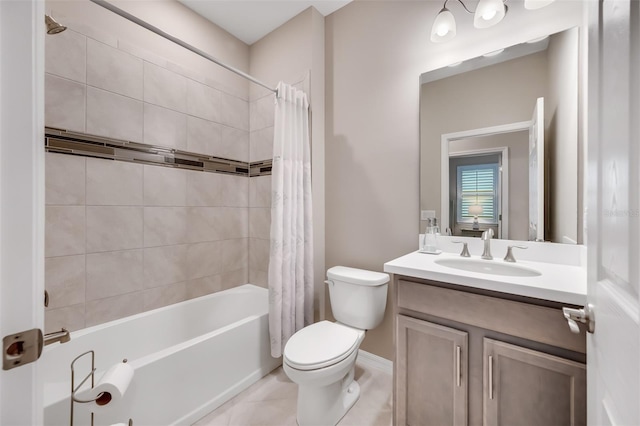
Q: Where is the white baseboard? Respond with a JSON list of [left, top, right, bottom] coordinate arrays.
[[357, 349, 393, 374]]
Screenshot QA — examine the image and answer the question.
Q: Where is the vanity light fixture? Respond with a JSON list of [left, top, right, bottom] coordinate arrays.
[[430, 0, 555, 43]]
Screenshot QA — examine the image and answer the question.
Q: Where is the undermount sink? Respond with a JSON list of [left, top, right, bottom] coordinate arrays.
[[434, 258, 542, 277]]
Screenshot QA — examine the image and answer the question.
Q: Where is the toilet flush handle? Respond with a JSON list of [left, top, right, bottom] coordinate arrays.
[[324, 280, 334, 287]]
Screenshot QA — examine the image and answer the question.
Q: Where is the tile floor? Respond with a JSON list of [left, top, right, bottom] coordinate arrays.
[[193, 360, 393, 426]]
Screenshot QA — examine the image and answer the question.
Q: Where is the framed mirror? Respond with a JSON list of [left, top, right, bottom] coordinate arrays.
[[419, 27, 582, 243]]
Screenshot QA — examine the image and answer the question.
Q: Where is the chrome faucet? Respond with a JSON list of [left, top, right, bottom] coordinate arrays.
[[481, 229, 494, 260], [44, 328, 70, 346]]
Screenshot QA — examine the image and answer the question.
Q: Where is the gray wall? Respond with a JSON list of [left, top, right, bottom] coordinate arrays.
[[325, 0, 584, 360]]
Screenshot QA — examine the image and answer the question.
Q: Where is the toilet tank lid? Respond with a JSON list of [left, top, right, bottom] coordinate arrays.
[[327, 266, 390, 286]]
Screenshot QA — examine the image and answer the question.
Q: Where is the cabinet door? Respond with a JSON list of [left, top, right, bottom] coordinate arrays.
[[483, 338, 586, 426], [396, 315, 468, 426]]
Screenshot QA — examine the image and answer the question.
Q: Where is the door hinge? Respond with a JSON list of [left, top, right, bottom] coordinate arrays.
[[2, 328, 43, 371]]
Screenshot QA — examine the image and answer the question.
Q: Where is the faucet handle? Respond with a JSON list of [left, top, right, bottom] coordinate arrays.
[[452, 241, 470, 257], [504, 245, 527, 262]]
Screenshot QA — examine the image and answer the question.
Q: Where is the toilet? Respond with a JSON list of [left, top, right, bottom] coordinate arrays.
[[283, 266, 389, 426]]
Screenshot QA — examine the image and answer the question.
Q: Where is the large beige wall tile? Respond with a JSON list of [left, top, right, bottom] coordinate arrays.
[[187, 116, 222, 156], [45, 255, 85, 309], [86, 158, 143, 205], [249, 208, 270, 240], [220, 126, 250, 162], [249, 127, 274, 162], [144, 62, 187, 113], [86, 249, 144, 300], [186, 241, 221, 280], [249, 175, 271, 208], [45, 304, 85, 334], [87, 38, 143, 99], [85, 291, 145, 327], [249, 238, 270, 272], [219, 208, 249, 239], [186, 207, 249, 243], [45, 74, 86, 133], [187, 171, 221, 206], [144, 207, 188, 247], [143, 104, 188, 150], [249, 269, 268, 288], [86, 87, 143, 142], [46, 153, 86, 205], [142, 281, 188, 311], [187, 274, 222, 299], [219, 92, 249, 131], [86, 206, 143, 252], [186, 207, 222, 243], [221, 238, 248, 273], [45, 29, 86, 83], [45, 205, 85, 257], [250, 95, 275, 131], [187, 79, 221, 122], [144, 244, 188, 288], [220, 268, 249, 290], [220, 175, 249, 207], [143, 165, 188, 207]]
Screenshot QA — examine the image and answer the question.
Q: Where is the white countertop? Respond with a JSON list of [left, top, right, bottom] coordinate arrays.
[[384, 250, 587, 305]]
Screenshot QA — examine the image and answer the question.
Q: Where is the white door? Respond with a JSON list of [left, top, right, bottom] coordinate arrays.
[[528, 97, 544, 242], [586, 0, 640, 425], [0, 0, 45, 423]]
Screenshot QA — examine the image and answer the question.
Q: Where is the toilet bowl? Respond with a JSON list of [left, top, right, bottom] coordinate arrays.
[[283, 267, 389, 426]]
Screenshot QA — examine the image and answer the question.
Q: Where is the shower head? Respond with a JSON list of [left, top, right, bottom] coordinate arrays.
[[45, 15, 67, 35]]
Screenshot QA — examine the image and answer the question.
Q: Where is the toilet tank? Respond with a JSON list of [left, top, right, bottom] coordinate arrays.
[[326, 266, 389, 330]]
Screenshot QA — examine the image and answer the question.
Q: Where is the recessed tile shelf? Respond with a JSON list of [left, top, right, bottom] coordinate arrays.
[[45, 127, 272, 177]]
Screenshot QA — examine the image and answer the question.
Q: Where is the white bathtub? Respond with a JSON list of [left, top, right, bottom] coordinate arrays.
[[42, 284, 281, 426]]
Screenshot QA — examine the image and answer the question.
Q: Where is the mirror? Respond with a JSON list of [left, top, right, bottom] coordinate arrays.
[[420, 27, 582, 243]]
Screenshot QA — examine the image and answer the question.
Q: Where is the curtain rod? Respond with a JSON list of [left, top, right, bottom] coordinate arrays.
[[89, 0, 278, 94]]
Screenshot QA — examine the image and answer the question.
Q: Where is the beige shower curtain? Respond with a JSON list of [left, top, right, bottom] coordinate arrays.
[[268, 82, 314, 358]]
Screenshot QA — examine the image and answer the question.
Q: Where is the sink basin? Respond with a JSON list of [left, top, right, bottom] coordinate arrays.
[[434, 258, 542, 277]]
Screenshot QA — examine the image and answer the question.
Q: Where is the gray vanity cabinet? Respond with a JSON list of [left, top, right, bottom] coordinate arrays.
[[483, 338, 586, 426], [396, 315, 468, 426], [394, 277, 587, 426]]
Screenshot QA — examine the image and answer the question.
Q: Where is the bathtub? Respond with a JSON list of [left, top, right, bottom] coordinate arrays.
[[41, 284, 281, 426]]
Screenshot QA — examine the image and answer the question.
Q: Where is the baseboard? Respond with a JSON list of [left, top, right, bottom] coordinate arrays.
[[357, 349, 393, 374]]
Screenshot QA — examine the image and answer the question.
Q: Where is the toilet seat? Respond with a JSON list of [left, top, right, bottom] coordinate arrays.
[[284, 321, 363, 371]]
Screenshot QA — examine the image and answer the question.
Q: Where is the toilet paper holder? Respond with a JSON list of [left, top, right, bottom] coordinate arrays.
[[69, 350, 133, 426]]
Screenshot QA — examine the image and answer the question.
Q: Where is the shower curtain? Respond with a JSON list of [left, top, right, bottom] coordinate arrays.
[[268, 82, 313, 358]]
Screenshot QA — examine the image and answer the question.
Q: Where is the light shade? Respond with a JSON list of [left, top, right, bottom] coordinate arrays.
[[468, 205, 484, 216], [430, 8, 456, 43], [474, 0, 506, 29], [524, 0, 555, 10]]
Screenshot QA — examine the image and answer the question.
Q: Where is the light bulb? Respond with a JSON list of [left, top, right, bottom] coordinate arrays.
[[430, 8, 456, 42], [474, 0, 506, 29], [482, 9, 497, 21]]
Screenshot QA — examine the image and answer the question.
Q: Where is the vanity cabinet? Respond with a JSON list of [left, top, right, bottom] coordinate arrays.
[[394, 277, 587, 426], [396, 315, 468, 426]]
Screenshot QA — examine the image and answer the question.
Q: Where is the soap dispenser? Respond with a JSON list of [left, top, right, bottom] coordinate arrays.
[[422, 218, 439, 253]]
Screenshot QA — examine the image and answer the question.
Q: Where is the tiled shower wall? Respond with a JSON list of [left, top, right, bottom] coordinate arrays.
[[44, 27, 275, 332]]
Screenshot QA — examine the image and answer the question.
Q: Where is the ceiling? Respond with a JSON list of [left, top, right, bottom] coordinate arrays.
[[177, 0, 352, 45]]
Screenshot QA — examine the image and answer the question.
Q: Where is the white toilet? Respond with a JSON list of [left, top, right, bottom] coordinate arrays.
[[283, 266, 389, 426]]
